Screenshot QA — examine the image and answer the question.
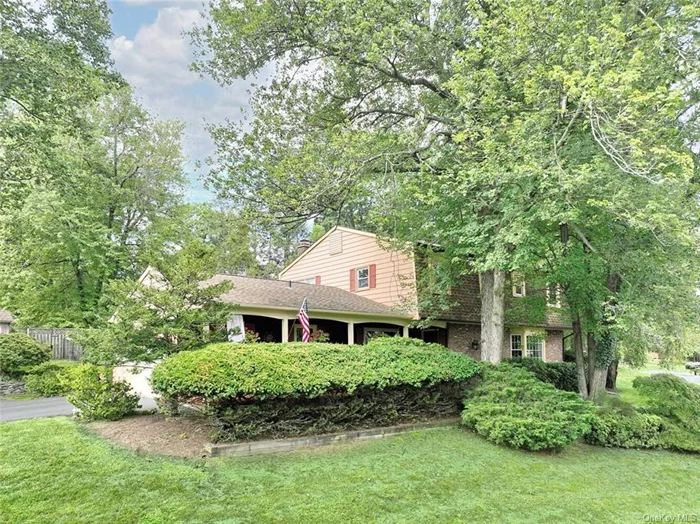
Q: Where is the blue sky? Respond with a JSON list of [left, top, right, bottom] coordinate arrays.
[[106, 0, 260, 202]]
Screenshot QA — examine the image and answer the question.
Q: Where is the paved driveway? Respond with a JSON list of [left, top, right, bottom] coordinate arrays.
[[648, 371, 700, 385], [0, 396, 74, 422], [0, 396, 158, 423]]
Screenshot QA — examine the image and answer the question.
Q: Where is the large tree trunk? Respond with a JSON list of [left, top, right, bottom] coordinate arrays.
[[606, 360, 618, 392], [572, 312, 588, 398], [587, 333, 607, 400], [480, 269, 505, 364]]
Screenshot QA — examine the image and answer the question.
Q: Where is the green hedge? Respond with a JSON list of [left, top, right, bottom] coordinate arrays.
[[586, 411, 666, 449], [461, 366, 595, 451], [151, 338, 481, 401], [585, 376, 700, 453], [152, 338, 480, 441], [0, 333, 51, 377], [503, 358, 578, 392], [24, 361, 77, 397], [632, 374, 700, 432]]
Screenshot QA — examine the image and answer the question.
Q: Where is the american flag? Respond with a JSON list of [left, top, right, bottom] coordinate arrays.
[[297, 297, 310, 342]]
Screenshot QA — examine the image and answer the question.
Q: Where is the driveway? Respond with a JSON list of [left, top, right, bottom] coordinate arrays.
[[0, 396, 74, 422], [648, 370, 700, 385], [0, 396, 158, 423]]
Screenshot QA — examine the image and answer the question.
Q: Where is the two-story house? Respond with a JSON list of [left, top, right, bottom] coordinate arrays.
[[137, 226, 569, 362], [277, 226, 571, 362]]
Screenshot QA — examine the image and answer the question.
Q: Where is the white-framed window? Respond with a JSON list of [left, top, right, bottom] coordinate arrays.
[[357, 267, 370, 289], [512, 281, 526, 297], [363, 327, 399, 344], [297, 277, 316, 285], [526, 335, 544, 360], [546, 285, 561, 308], [511, 273, 526, 297], [511, 334, 523, 358]]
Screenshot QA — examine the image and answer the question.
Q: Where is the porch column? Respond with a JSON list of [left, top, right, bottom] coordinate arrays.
[[282, 318, 289, 343], [347, 322, 355, 345], [402, 325, 409, 338]]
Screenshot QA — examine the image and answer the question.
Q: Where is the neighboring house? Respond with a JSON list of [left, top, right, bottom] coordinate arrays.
[[0, 309, 14, 334], [279, 226, 571, 362]]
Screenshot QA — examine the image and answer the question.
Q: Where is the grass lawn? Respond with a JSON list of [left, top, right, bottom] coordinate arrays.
[[1, 418, 698, 523]]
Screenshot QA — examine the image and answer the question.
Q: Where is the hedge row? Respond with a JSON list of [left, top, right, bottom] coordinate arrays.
[[151, 338, 481, 441], [151, 337, 481, 401]]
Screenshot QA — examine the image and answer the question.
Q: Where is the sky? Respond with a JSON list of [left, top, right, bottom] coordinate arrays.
[[107, 0, 262, 202]]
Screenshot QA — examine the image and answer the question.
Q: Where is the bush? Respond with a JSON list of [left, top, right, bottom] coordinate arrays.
[[461, 366, 595, 451], [152, 339, 481, 401], [503, 358, 578, 392], [584, 378, 700, 454], [632, 374, 700, 431], [0, 334, 51, 377], [24, 361, 77, 397], [151, 339, 481, 441], [62, 364, 140, 421], [632, 374, 700, 453], [585, 397, 666, 449]]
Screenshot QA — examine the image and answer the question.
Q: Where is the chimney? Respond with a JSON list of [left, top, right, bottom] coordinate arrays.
[[296, 239, 312, 257]]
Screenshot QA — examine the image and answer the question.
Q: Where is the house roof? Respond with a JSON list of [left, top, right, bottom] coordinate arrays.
[[0, 309, 14, 323], [204, 274, 411, 319]]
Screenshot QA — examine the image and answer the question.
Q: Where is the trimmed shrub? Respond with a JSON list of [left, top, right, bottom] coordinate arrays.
[[24, 361, 77, 397], [632, 374, 700, 453], [62, 364, 140, 421], [151, 339, 481, 441], [0, 334, 51, 377], [461, 366, 595, 451], [586, 412, 666, 449], [503, 358, 578, 392], [585, 397, 666, 449], [632, 374, 700, 431]]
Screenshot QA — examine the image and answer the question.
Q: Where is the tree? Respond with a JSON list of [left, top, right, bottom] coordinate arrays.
[[0, 0, 118, 210], [0, 89, 187, 326], [193, 0, 700, 378], [77, 243, 235, 365]]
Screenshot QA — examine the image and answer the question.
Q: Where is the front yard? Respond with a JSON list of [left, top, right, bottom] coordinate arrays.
[[1, 417, 698, 523]]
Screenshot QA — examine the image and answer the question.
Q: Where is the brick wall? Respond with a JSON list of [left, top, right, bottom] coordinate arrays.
[[446, 323, 481, 360], [448, 323, 564, 363], [545, 330, 564, 362]]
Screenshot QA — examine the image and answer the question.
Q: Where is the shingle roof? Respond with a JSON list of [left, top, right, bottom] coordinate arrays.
[[0, 309, 14, 323], [203, 275, 411, 318]]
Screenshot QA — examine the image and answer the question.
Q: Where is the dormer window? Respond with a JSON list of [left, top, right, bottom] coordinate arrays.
[[357, 267, 370, 289]]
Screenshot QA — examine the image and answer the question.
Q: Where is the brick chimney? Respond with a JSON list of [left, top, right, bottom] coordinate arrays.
[[296, 239, 312, 256]]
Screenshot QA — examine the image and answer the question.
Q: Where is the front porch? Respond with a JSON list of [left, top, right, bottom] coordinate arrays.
[[230, 307, 412, 345]]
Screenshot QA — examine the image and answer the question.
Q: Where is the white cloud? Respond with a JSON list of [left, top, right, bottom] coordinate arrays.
[[109, 6, 264, 201]]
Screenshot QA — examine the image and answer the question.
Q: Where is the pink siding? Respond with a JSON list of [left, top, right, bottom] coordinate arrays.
[[280, 228, 418, 315]]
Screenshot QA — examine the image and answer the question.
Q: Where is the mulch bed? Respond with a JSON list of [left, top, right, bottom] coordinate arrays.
[[88, 414, 217, 458]]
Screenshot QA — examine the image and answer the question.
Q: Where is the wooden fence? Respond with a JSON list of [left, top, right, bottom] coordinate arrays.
[[26, 328, 83, 361]]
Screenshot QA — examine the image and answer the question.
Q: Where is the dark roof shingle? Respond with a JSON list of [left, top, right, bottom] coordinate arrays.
[[203, 275, 410, 318]]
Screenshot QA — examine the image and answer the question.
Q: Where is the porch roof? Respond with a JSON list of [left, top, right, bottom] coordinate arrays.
[[204, 275, 411, 319]]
